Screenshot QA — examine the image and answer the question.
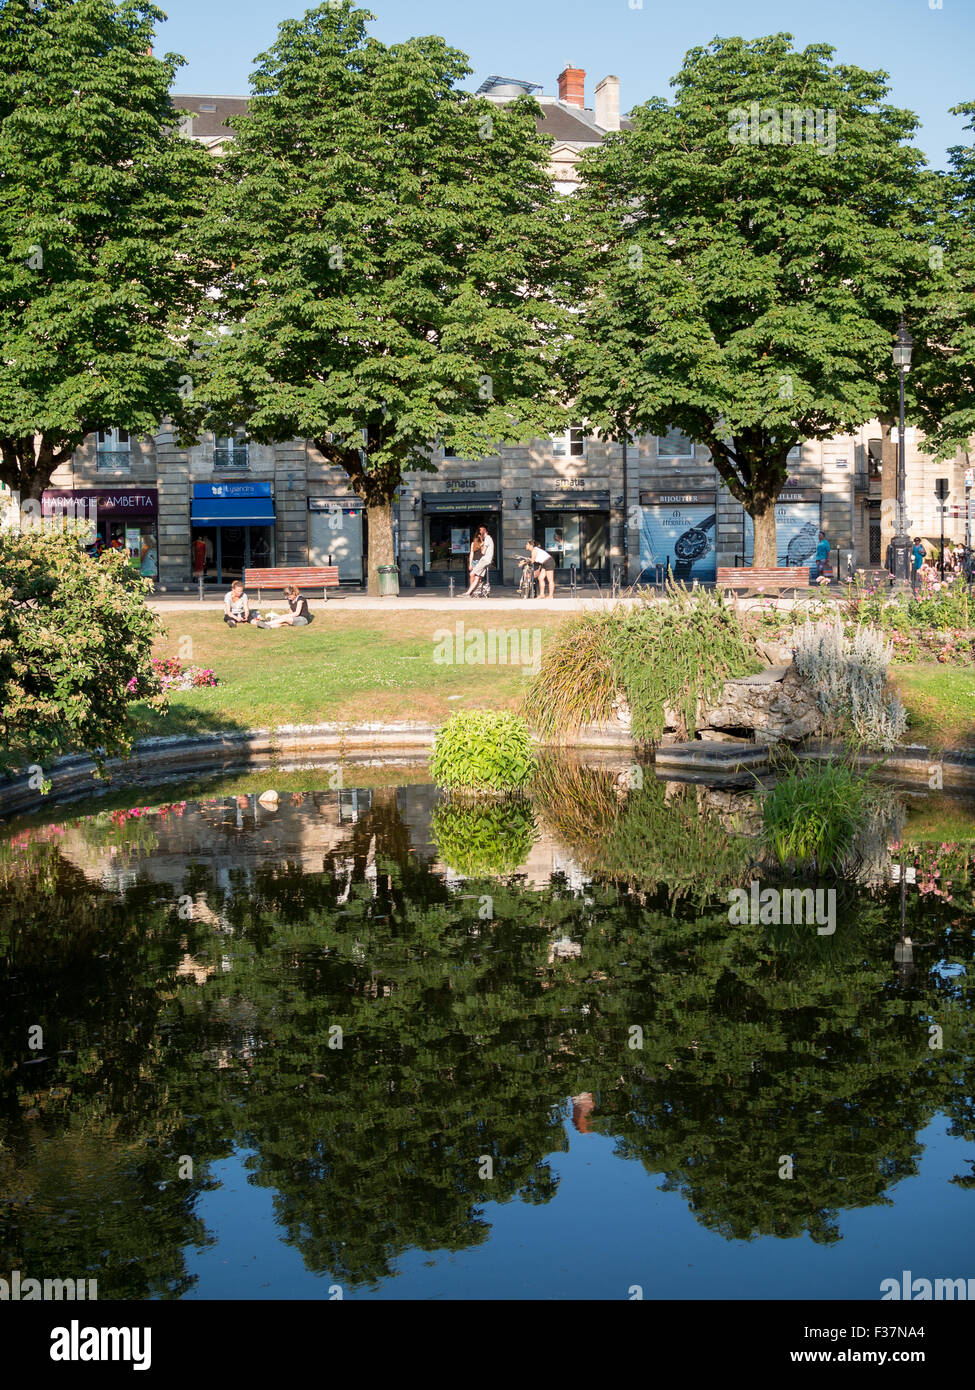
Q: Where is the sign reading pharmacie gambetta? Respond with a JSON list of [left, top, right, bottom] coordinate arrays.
[[41, 487, 158, 517]]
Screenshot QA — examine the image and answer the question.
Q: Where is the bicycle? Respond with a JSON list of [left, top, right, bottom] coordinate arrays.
[[516, 556, 539, 599]]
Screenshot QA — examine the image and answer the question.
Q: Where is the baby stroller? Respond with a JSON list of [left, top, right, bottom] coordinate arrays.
[[516, 555, 539, 599]]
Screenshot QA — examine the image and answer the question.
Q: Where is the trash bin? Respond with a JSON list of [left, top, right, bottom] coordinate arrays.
[[377, 564, 399, 597]]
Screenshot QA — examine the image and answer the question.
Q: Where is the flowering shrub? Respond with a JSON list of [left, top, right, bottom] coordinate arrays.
[[793, 618, 907, 750]]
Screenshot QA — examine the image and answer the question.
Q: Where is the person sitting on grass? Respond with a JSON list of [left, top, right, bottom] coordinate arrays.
[[259, 585, 311, 628], [223, 579, 257, 627]]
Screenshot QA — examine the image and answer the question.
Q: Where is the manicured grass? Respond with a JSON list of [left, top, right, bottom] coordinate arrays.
[[889, 664, 975, 750], [130, 610, 564, 738]]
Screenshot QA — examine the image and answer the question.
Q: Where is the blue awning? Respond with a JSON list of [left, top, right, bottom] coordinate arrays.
[[191, 497, 275, 525]]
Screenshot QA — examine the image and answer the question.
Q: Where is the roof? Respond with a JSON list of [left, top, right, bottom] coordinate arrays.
[[170, 91, 630, 145]]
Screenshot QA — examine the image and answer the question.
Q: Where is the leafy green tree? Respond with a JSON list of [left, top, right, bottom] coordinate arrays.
[[0, 526, 161, 772], [0, 0, 214, 500], [192, 2, 571, 593], [570, 34, 929, 565], [907, 107, 975, 460]]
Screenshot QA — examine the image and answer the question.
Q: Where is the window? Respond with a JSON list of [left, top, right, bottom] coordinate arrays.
[[656, 428, 694, 459], [443, 446, 458, 458], [550, 427, 585, 458], [96, 429, 131, 471], [867, 439, 883, 477], [213, 432, 249, 470]]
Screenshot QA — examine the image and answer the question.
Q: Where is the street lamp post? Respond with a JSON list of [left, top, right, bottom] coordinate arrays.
[[889, 319, 914, 584]]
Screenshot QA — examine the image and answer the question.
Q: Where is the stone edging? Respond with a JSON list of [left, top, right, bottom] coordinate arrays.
[[1, 723, 971, 820]]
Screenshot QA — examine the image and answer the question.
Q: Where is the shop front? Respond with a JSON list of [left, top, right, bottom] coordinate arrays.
[[308, 497, 364, 582], [638, 489, 718, 582], [421, 492, 503, 585], [191, 482, 275, 585], [532, 491, 610, 583], [742, 490, 822, 568], [42, 487, 159, 577]]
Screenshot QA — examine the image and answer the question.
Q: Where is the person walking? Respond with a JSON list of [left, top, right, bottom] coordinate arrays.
[[815, 530, 830, 579], [526, 540, 556, 598], [465, 526, 494, 596], [912, 537, 926, 578]]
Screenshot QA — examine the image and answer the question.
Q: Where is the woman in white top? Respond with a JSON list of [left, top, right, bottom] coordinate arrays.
[[464, 526, 494, 596], [223, 580, 256, 627], [526, 541, 556, 597]]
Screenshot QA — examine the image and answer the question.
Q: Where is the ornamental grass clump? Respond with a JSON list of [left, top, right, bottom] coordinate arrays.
[[760, 763, 872, 871], [430, 711, 537, 792], [610, 584, 759, 741], [524, 611, 619, 740]]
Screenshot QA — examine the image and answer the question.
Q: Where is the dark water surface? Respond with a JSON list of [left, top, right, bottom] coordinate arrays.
[[1, 772, 973, 1300]]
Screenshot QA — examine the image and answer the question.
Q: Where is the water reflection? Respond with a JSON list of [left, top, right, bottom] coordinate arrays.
[[0, 772, 973, 1296]]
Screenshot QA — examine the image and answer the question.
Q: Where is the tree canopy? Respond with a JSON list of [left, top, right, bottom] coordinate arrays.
[[0, 0, 213, 500], [191, 1, 572, 591], [569, 33, 931, 564]]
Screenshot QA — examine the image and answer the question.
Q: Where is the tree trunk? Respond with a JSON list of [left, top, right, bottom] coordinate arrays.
[[749, 502, 778, 568], [366, 502, 395, 597]]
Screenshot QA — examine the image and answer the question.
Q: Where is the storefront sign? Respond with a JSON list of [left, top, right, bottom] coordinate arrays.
[[308, 497, 365, 512], [43, 488, 158, 517], [423, 492, 501, 513], [640, 491, 715, 507], [194, 482, 271, 499], [533, 495, 609, 512], [554, 478, 585, 489], [445, 479, 477, 491]]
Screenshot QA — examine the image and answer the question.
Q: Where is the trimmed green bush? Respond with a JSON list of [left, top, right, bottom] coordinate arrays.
[[430, 710, 537, 792], [431, 800, 537, 877]]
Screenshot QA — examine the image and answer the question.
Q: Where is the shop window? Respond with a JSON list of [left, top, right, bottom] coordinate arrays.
[[656, 428, 694, 459], [550, 427, 585, 458], [214, 432, 249, 470], [96, 429, 131, 471]]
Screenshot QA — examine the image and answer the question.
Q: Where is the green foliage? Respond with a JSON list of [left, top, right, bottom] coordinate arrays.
[[431, 798, 536, 876], [534, 755, 752, 904], [0, 0, 214, 497], [528, 586, 758, 742], [191, 0, 572, 591], [760, 763, 873, 870], [524, 611, 619, 740], [610, 584, 759, 740], [0, 526, 161, 772], [3, 778, 971, 1287], [430, 710, 537, 791], [569, 33, 931, 562]]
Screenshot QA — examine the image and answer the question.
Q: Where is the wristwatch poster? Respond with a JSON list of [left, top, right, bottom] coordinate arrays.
[[672, 512, 716, 580]]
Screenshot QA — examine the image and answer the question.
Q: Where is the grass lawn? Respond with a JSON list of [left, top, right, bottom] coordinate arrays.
[[130, 609, 564, 738], [890, 663, 975, 751]]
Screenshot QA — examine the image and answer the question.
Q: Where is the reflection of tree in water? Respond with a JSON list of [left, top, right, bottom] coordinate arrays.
[[0, 783, 972, 1291]]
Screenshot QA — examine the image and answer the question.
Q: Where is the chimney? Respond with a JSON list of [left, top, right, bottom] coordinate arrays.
[[594, 75, 620, 131], [557, 65, 585, 109]]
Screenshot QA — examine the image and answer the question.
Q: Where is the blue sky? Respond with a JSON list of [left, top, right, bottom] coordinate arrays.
[[159, 0, 974, 169]]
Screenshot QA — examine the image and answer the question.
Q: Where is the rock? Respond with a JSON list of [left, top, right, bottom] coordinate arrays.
[[258, 790, 279, 808], [755, 638, 795, 666], [700, 665, 823, 745]]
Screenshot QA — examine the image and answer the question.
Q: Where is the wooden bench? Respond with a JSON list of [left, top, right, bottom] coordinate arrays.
[[244, 566, 340, 600], [717, 565, 812, 594]]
